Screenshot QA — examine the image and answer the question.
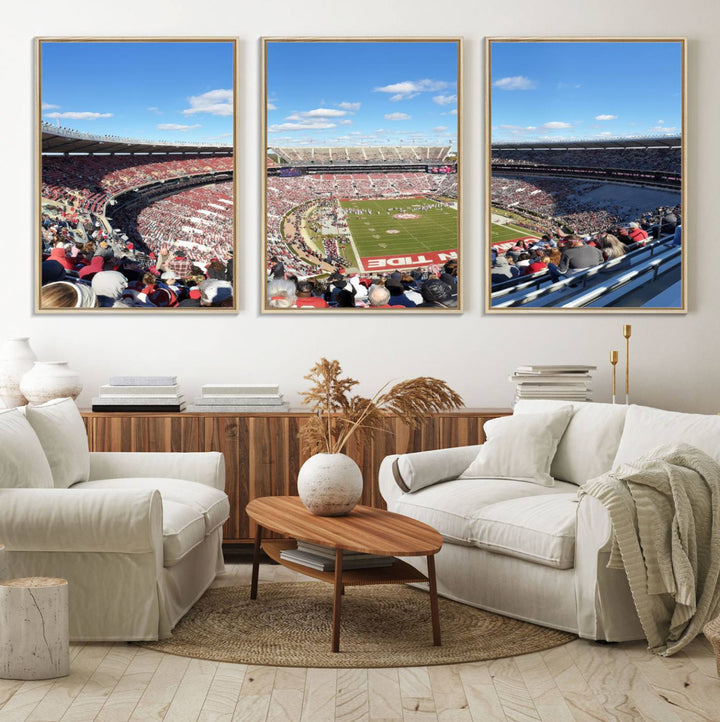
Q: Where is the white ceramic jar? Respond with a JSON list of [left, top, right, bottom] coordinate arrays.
[[297, 453, 364, 516], [0, 338, 37, 407], [20, 362, 82, 406]]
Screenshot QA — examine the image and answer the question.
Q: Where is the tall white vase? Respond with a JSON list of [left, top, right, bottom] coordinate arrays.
[[0, 338, 37, 408], [20, 362, 82, 406], [297, 453, 363, 516]]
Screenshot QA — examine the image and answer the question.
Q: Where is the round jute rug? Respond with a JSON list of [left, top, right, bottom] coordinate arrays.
[[139, 583, 576, 668]]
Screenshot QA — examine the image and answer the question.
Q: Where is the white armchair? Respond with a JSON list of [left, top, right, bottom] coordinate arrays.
[[0, 399, 229, 641]]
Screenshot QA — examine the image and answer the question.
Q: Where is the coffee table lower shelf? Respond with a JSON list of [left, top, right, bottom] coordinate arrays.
[[263, 539, 430, 586]]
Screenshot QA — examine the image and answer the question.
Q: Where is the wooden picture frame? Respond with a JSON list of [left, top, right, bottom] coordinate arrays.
[[262, 37, 462, 312], [37, 37, 237, 312], [486, 38, 686, 313]]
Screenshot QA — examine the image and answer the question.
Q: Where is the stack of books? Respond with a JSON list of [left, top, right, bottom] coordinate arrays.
[[280, 541, 395, 572], [189, 384, 289, 413], [510, 365, 596, 402], [92, 376, 184, 412]]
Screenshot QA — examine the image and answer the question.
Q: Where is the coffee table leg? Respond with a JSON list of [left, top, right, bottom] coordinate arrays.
[[331, 549, 344, 653], [250, 523, 263, 600], [427, 554, 441, 646]]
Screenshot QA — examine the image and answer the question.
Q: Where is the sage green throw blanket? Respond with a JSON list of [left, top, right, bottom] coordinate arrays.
[[580, 443, 720, 656]]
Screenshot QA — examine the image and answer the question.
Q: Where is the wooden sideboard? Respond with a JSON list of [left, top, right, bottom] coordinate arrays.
[[81, 408, 510, 544]]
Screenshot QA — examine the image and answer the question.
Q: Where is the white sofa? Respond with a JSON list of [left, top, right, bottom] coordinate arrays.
[[379, 400, 720, 641], [0, 398, 229, 641]]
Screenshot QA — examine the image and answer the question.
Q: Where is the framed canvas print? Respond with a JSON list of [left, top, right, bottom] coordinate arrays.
[[37, 38, 237, 312], [486, 38, 686, 313], [262, 38, 462, 312]]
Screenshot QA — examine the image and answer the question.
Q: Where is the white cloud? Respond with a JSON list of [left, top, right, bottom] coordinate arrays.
[[339, 119, 352, 125], [449, 109, 458, 115], [268, 121, 337, 133], [182, 89, 233, 116], [338, 101, 361, 111], [42, 102, 60, 110], [44, 111, 113, 120], [157, 123, 201, 132], [433, 94, 457, 106], [296, 108, 347, 118], [542, 121, 572, 129], [147, 106, 162, 115], [433, 126, 448, 132], [657, 119, 664, 124], [595, 114, 618, 121], [267, 102, 277, 111], [384, 112, 411, 121], [375, 79, 448, 101], [648, 125, 678, 134], [492, 76, 536, 91]]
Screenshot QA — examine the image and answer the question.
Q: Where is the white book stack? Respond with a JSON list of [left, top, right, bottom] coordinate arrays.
[[92, 376, 185, 412], [189, 384, 290, 413], [510, 365, 596, 403], [279, 540, 395, 572]]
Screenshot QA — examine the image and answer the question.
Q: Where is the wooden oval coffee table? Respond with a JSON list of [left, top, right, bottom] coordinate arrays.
[[246, 496, 443, 653]]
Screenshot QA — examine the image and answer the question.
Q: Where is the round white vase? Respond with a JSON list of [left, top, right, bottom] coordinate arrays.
[[0, 337, 37, 408], [20, 362, 83, 406], [297, 453, 363, 516]]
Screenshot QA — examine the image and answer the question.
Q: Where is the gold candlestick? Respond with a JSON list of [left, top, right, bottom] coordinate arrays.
[[623, 325, 632, 404], [610, 350, 619, 405]]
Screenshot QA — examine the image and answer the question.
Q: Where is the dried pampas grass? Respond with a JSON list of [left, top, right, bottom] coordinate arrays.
[[299, 358, 463, 454]]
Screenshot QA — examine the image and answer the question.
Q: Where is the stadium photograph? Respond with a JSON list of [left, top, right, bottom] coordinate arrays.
[[263, 38, 461, 311], [487, 39, 685, 312], [37, 38, 236, 311]]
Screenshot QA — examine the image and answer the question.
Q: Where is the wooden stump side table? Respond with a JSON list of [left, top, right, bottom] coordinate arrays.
[[246, 496, 443, 653], [0, 577, 70, 680]]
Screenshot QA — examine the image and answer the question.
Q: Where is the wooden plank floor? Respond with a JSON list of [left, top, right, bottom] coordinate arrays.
[[1, 562, 718, 721]]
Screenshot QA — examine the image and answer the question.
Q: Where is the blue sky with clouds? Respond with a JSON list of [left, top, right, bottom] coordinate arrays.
[[41, 41, 234, 144], [491, 41, 683, 143], [266, 41, 459, 148]]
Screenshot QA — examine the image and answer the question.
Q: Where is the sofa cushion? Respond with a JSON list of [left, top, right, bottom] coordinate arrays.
[[162, 500, 207, 566], [394, 445, 483, 493], [514, 400, 628, 485], [460, 407, 573, 486], [0, 408, 53, 488], [24, 398, 90, 489], [392, 477, 578, 552], [613, 404, 720, 468], [73, 477, 229, 535], [471, 494, 578, 569]]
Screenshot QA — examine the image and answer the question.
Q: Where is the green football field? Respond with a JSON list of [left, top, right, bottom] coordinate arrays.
[[490, 221, 539, 245], [340, 197, 457, 259]]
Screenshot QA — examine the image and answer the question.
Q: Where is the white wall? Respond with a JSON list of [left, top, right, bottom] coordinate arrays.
[[5, 0, 719, 413]]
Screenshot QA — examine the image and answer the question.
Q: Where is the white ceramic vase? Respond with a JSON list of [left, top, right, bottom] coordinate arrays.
[[297, 453, 363, 516], [0, 337, 37, 408], [20, 362, 82, 406]]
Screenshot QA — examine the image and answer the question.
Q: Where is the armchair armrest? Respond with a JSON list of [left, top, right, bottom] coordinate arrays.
[[0, 488, 162, 553], [89, 452, 225, 491], [379, 445, 483, 506]]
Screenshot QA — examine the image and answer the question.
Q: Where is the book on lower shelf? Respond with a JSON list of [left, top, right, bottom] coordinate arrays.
[[280, 545, 395, 572], [92, 403, 186, 412], [188, 403, 290, 413]]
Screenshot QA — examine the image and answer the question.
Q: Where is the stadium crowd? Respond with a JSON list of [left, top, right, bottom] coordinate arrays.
[[42, 155, 233, 213], [491, 176, 680, 236], [490, 207, 681, 288], [39, 200, 233, 309], [265, 171, 457, 277], [266, 259, 459, 309], [492, 146, 681, 174]]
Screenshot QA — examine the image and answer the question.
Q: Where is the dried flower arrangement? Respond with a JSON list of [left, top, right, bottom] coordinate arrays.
[[299, 358, 463, 454]]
